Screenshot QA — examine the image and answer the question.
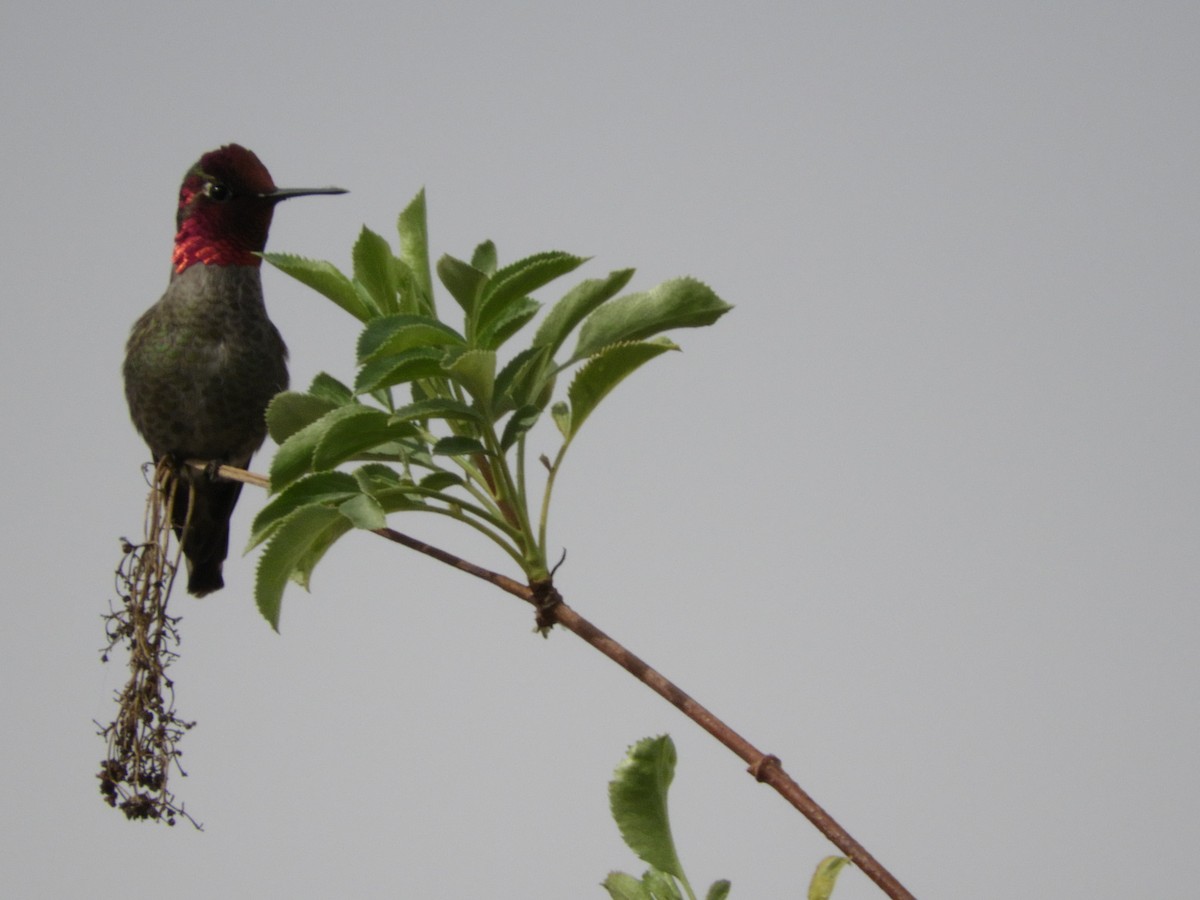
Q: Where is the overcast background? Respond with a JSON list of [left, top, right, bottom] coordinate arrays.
[[2, 3, 1196, 898]]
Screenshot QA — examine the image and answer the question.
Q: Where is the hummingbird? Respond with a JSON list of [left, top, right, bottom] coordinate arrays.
[[124, 144, 346, 596]]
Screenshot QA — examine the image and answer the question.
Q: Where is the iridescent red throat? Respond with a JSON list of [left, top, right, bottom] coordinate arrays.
[[172, 219, 263, 272]]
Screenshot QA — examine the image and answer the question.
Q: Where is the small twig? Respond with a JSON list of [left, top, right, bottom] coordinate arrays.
[[372, 526, 529, 595], [186, 459, 270, 490], [195, 461, 915, 899]]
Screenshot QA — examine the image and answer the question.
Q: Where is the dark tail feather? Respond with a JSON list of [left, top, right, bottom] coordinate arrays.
[[171, 475, 244, 597]]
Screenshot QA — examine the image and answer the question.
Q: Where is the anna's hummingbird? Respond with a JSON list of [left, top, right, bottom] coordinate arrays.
[[124, 144, 345, 596]]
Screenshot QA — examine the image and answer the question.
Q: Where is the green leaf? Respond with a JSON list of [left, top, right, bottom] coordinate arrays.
[[493, 344, 553, 414], [354, 347, 448, 394], [247, 474, 359, 550], [352, 279, 384, 319], [471, 239, 497, 275], [442, 347, 496, 406], [357, 314, 466, 363], [308, 372, 355, 404], [477, 296, 541, 350], [567, 338, 678, 439], [270, 405, 380, 491], [551, 401, 571, 438], [391, 256, 423, 315], [389, 397, 483, 425], [642, 870, 683, 900], [500, 405, 541, 450], [602, 872, 652, 900], [312, 409, 421, 470], [808, 857, 852, 900], [353, 226, 399, 315], [255, 504, 347, 630], [432, 436, 487, 456], [350, 464, 429, 508], [288, 511, 353, 592], [437, 253, 487, 314], [705, 880, 731, 900], [353, 463, 406, 490], [475, 250, 587, 343], [262, 253, 370, 322], [609, 735, 685, 881], [248, 471, 361, 550], [573, 277, 732, 362], [372, 486, 431, 514], [534, 268, 635, 355], [481, 250, 588, 310], [338, 492, 387, 531], [398, 189, 434, 313], [392, 437, 438, 472], [418, 471, 465, 491], [366, 387, 395, 412], [266, 391, 341, 445]]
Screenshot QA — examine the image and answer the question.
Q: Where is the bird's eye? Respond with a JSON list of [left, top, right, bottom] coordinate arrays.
[[204, 181, 231, 202]]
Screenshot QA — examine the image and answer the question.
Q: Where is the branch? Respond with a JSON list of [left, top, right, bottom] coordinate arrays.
[[194, 460, 915, 899]]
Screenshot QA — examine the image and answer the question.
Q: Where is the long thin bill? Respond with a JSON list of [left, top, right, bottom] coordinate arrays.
[[264, 186, 349, 200]]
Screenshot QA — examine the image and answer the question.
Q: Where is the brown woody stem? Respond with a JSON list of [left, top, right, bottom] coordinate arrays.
[[195, 461, 915, 899]]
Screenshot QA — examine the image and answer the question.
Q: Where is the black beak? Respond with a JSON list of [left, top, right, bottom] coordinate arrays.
[[262, 186, 349, 201]]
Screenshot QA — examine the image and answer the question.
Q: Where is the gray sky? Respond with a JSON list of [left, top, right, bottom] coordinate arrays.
[[2, 3, 1196, 897]]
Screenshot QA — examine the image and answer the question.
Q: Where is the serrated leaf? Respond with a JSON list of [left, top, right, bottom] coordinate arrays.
[[705, 880, 731, 900], [808, 857, 852, 900], [471, 239, 497, 275], [500, 405, 541, 450], [352, 279, 384, 319], [353, 226, 399, 315], [312, 409, 421, 470], [367, 387, 394, 411], [354, 347, 448, 394], [398, 189, 434, 313], [432, 436, 487, 456], [357, 314, 465, 363], [270, 405, 381, 491], [372, 486, 430, 514], [389, 397, 483, 425], [602, 872, 652, 900], [475, 251, 587, 343], [493, 344, 552, 415], [338, 492, 387, 530], [534, 268, 635, 355], [308, 372, 354, 404], [573, 277, 732, 362], [477, 296, 541, 350], [437, 253, 487, 314], [266, 391, 341, 444], [353, 462, 404, 484], [567, 338, 677, 439], [418, 471, 464, 491], [263, 253, 369, 322], [392, 436, 437, 471], [609, 735, 685, 880], [248, 471, 361, 550], [288, 509, 354, 591], [442, 347, 496, 406], [481, 250, 588, 310], [255, 504, 347, 630]]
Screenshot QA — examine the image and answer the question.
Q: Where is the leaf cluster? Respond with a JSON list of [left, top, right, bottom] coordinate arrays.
[[604, 736, 852, 900], [251, 191, 731, 628], [605, 735, 730, 900]]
